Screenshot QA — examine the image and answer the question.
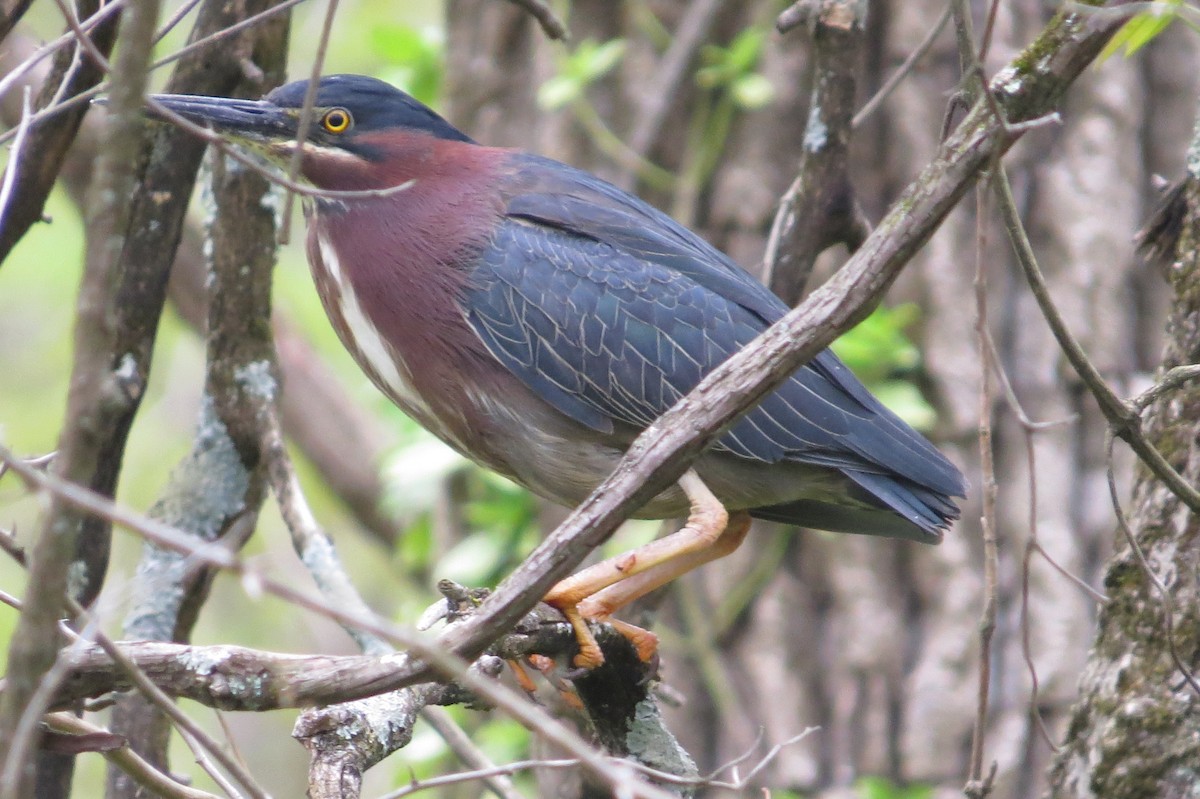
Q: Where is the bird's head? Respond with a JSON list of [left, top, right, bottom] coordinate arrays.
[[150, 75, 474, 191]]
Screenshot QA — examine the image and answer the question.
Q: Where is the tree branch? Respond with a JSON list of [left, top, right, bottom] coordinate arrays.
[[0, 0, 162, 790], [994, 165, 1200, 514], [0, 0, 120, 265], [764, 0, 871, 305]]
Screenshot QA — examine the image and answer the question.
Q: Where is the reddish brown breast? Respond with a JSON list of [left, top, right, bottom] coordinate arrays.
[[303, 134, 517, 465]]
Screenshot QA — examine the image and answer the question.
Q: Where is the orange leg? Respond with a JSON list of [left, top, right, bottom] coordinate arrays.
[[542, 470, 753, 668]]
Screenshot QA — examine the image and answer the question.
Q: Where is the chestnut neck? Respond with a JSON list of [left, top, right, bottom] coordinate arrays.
[[300, 129, 490, 195]]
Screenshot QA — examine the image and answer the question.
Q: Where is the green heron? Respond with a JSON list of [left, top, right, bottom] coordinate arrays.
[[151, 75, 965, 667]]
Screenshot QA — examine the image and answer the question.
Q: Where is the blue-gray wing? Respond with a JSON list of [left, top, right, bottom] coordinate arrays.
[[463, 216, 960, 503], [460, 153, 965, 534]]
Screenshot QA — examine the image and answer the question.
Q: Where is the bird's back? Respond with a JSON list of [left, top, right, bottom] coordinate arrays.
[[463, 153, 965, 540]]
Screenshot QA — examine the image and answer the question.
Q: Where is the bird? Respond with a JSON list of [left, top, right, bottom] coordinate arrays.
[[150, 75, 966, 668]]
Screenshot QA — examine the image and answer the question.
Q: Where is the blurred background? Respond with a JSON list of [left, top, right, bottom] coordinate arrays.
[[1, 1, 1196, 797]]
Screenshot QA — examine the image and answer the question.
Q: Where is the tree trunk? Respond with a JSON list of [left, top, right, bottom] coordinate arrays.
[[1048, 123, 1200, 799]]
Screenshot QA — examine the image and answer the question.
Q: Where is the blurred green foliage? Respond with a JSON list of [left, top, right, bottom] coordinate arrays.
[[1099, 0, 1192, 60], [855, 775, 935, 799], [832, 304, 937, 431], [369, 23, 444, 105], [696, 27, 775, 110], [537, 37, 627, 110]]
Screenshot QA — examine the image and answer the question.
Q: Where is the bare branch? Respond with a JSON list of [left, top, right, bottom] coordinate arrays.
[[42, 714, 220, 799], [765, 0, 871, 304], [502, 0, 567, 40], [967, 178, 999, 799], [993, 166, 1200, 513]]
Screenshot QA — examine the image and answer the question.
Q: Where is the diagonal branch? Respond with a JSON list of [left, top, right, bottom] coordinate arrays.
[[433, 1, 1138, 676], [993, 167, 1200, 513]]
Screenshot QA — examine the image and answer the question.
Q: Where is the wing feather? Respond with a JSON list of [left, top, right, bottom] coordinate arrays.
[[461, 154, 966, 522]]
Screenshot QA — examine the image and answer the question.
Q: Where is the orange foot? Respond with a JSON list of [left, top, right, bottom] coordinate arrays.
[[542, 470, 752, 670]]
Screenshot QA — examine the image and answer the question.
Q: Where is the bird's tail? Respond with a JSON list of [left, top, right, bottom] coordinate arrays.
[[750, 469, 958, 544]]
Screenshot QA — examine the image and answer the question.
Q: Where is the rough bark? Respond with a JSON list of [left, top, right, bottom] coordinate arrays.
[[1047, 120, 1200, 799]]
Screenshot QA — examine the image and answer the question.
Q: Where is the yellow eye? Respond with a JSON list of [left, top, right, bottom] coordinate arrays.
[[321, 108, 352, 134]]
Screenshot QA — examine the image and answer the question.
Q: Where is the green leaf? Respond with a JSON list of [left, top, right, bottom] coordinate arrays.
[[831, 304, 935, 428], [537, 75, 582, 110], [538, 38, 627, 110], [576, 38, 626, 82], [1099, 1, 1182, 61], [725, 28, 766, 72], [831, 304, 921, 383], [731, 73, 775, 109], [697, 27, 768, 89], [856, 775, 934, 799], [368, 23, 444, 105]]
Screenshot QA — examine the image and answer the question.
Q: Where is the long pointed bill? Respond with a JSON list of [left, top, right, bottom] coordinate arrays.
[[148, 94, 295, 144]]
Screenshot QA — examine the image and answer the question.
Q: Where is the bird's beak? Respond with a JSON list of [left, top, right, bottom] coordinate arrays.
[[147, 94, 295, 145]]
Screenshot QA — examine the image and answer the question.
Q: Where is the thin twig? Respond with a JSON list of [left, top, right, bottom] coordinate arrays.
[[147, 0, 310, 74], [0, 0, 123, 100], [419, 707, 526, 799], [175, 726, 250, 799], [1105, 433, 1200, 697], [67, 590, 271, 798], [378, 728, 817, 798], [619, 0, 724, 186], [853, 2, 952, 129], [966, 174, 999, 799], [263, 413, 519, 798], [214, 712, 256, 797], [262, 411, 389, 655], [503, 0, 568, 40], [42, 713, 221, 799], [0, 445, 677, 799], [0, 0, 312, 148], [278, 0, 340, 243], [993, 168, 1200, 513], [1129, 364, 1200, 412], [49, 0, 111, 73], [0, 87, 33, 234], [978, 0, 1002, 63], [152, 0, 206, 44]]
